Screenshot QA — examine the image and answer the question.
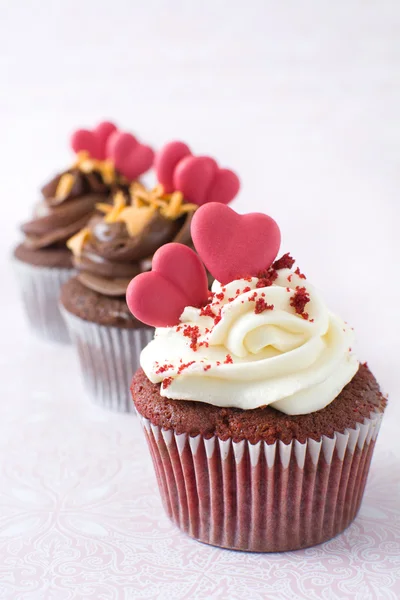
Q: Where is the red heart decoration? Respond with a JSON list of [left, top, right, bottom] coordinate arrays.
[[71, 121, 117, 160], [191, 203, 281, 285], [154, 140, 240, 205], [106, 131, 154, 181], [154, 141, 191, 193], [173, 156, 218, 205], [126, 244, 209, 327]]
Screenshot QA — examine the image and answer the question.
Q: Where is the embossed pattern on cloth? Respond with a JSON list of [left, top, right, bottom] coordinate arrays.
[[0, 384, 398, 598]]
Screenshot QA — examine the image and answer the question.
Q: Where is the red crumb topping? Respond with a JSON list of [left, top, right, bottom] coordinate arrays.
[[248, 291, 258, 302], [213, 314, 222, 326], [273, 253, 295, 270], [290, 286, 311, 320], [199, 340, 209, 348], [215, 292, 224, 301], [199, 304, 216, 318], [254, 298, 274, 314], [178, 361, 195, 374], [156, 364, 174, 374], [295, 267, 306, 280], [242, 286, 251, 294], [224, 354, 233, 364], [203, 365, 211, 371], [162, 377, 174, 389], [182, 325, 201, 351], [256, 268, 278, 288]]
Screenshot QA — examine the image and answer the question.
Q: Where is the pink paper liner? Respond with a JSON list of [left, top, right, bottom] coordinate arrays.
[[136, 409, 384, 552], [13, 259, 74, 344], [62, 309, 153, 413]]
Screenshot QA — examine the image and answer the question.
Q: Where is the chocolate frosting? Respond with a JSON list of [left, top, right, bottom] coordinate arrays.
[[20, 168, 121, 251], [74, 210, 195, 297]]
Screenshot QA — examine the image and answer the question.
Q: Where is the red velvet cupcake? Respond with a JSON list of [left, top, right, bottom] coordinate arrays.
[[126, 203, 387, 552]]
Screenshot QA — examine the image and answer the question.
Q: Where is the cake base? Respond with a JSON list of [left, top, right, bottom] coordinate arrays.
[[60, 277, 141, 329], [132, 366, 386, 551]]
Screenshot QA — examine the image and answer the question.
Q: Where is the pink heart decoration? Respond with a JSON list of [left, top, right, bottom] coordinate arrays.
[[191, 203, 281, 285], [173, 156, 218, 206], [106, 131, 154, 181], [154, 141, 191, 193], [71, 121, 117, 160], [155, 141, 240, 205], [126, 243, 209, 327]]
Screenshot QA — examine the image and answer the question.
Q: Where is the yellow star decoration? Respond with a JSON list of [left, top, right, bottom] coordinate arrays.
[[55, 173, 75, 201], [129, 182, 198, 219], [66, 227, 91, 257], [72, 151, 117, 185]]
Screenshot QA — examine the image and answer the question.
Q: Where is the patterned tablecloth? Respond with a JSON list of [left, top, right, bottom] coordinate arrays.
[[1, 310, 399, 600]]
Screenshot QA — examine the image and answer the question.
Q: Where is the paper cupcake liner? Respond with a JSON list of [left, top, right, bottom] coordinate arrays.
[[13, 259, 74, 344], [62, 310, 153, 413], [136, 409, 383, 552]]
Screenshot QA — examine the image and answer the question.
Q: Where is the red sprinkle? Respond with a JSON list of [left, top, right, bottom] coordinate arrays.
[[290, 286, 311, 320], [215, 292, 224, 301], [295, 267, 306, 280], [199, 304, 216, 318], [273, 253, 295, 270], [178, 361, 195, 374], [182, 325, 201, 351], [203, 365, 211, 371], [254, 298, 274, 314], [224, 354, 233, 364], [162, 377, 174, 389], [214, 314, 222, 326], [156, 363, 174, 374], [256, 268, 278, 288]]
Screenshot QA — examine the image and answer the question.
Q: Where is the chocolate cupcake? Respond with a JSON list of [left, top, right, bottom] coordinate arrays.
[[61, 143, 240, 413], [126, 203, 387, 552], [13, 121, 154, 343]]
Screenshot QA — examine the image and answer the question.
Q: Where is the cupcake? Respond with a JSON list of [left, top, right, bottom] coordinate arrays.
[[126, 202, 387, 552], [13, 120, 154, 343], [60, 143, 240, 412]]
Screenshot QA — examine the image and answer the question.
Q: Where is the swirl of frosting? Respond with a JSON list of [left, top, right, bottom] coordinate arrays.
[[140, 268, 359, 415], [69, 187, 198, 297], [21, 155, 125, 251]]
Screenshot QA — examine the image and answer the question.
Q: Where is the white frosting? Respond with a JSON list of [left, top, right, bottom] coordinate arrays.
[[140, 268, 359, 415]]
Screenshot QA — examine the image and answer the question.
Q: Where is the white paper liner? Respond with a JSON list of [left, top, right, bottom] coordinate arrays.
[[136, 409, 384, 552], [62, 309, 153, 413], [13, 259, 74, 344]]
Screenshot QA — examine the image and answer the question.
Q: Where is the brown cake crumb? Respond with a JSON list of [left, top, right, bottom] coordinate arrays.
[[272, 253, 295, 270], [290, 286, 310, 320], [254, 298, 274, 314]]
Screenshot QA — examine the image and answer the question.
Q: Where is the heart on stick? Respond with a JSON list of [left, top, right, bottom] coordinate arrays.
[[155, 141, 240, 206], [71, 121, 117, 160], [106, 131, 154, 181], [126, 243, 209, 327], [191, 203, 281, 285]]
